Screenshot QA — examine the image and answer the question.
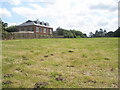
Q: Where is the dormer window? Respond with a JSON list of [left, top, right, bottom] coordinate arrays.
[[40, 22, 42, 25], [44, 23, 47, 26]]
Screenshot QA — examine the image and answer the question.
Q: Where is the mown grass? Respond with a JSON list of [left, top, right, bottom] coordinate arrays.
[[2, 38, 118, 88]]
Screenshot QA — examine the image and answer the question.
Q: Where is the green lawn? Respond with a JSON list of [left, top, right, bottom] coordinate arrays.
[[2, 38, 118, 88]]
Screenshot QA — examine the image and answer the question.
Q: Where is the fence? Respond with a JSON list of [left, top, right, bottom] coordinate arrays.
[[2, 32, 53, 40]]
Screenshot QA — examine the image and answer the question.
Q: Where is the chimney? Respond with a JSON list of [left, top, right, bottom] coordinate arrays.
[[36, 19, 39, 24]]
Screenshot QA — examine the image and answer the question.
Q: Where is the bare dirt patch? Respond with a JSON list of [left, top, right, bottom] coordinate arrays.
[[34, 82, 49, 88]]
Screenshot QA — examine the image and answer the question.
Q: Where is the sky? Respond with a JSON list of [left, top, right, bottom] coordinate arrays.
[[0, 0, 119, 35]]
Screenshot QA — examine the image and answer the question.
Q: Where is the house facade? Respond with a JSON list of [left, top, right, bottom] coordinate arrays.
[[17, 19, 53, 35]]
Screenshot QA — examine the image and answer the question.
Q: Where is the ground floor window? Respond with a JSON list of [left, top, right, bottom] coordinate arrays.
[[36, 27, 39, 32], [29, 27, 33, 31], [40, 27, 42, 33], [19, 28, 21, 31], [24, 27, 27, 31], [21, 27, 24, 31], [44, 28, 46, 33], [50, 29, 52, 34]]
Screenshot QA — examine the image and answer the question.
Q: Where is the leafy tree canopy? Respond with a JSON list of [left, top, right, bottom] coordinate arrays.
[[55, 27, 87, 38]]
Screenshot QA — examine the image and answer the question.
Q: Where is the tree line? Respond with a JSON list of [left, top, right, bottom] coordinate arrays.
[[89, 28, 120, 37], [53, 27, 87, 38]]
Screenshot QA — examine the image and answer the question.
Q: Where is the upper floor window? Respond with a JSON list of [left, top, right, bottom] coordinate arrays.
[[36, 27, 39, 32], [44, 28, 46, 33]]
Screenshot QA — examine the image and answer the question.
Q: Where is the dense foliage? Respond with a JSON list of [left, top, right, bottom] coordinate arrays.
[[54, 27, 87, 38], [0, 19, 8, 33], [0, 20, 18, 39], [89, 28, 120, 37], [5, 25, 18, 32], [0, 19, 17, 33]]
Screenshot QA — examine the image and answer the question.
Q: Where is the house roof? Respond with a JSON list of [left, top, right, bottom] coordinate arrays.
[[18, 19, 52, 28]]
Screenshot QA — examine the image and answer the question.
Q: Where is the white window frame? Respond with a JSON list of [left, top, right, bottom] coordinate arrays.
[[36, 27, 39, 32], [29, 27, 33, 31], [50, 29, 52, 34], [40, 27, 42, 33], [44, 28, 46, 33]]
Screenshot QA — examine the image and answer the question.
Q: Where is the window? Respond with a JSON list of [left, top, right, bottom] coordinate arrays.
[[23, 27, 25, 31], [24, 27, 27, 31], [29, 27, 33, 31], [40, 27, 42, 33], [44, 28, 46, 33], [27, 27, 33, 31], [19, 28, 21, 31], [28, 27, 30, 31], [36, 27, 39, 32], [50, 29, 52, 34], [21, 28, 24, 31]]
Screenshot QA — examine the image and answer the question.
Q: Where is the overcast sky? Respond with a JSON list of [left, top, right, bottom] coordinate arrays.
[[0, 0, 119, 35]]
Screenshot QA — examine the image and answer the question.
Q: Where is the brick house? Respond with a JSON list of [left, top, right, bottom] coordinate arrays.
[[17, 19, 53, 35]]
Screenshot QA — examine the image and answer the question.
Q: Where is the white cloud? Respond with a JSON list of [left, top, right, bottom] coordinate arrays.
[[0, 8, 11, 17], [11, 0, 118, 35], [2, 0, 21, 5], [8, 22, 18, 26], [1, 0, 56, 5], [10, 0, 21, 5]]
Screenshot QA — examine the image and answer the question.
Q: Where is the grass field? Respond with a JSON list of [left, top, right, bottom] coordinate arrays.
[[2, 38, 118, 88]]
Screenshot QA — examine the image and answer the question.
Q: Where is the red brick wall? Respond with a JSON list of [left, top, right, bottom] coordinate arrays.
[[17, 25, 53, 35]]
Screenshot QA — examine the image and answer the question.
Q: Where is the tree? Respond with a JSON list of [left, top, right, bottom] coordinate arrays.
[[70, 30, 76, 38], [68, 31, 74, 38], [0, 20, 11, 39], [114, 27, 120, 37], [89, 32, 94, 37], [105, 31, 114, 37], [83, 34, 87, 37], [103, 29, 107, 37], [0, 20, 8, 33], [89, 27, 120, 37], [99, 28, 104, 37], [63, 30, 69, 38], [5, 25, 18, 32], [93, 28, 107, 37], [104, 29, 106, 33], [55, 27, 87, 38], [56, 27, 64, 35], [94, 30, 99, 37]]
